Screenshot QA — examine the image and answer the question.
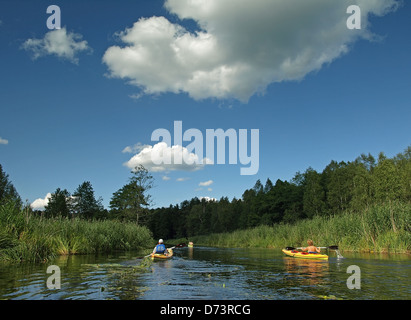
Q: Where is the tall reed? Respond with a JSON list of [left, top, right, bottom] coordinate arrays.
[[179, 202, 410, 253], [0, 201, 154, 262]]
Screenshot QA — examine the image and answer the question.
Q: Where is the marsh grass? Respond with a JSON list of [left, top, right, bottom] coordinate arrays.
[[178, 202, 410, 253], [0, 201, 154, 262]]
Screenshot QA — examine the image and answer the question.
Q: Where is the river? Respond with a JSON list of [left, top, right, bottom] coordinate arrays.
[[0, 246, 409, 300]]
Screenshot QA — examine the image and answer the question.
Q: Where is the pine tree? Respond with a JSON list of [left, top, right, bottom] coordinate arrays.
[[72, 181, 103, 219], [0, 164, 22, 206]]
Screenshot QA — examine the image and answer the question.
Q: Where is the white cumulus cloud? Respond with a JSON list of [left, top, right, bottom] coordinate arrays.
[[199, 180, 213, 187], [0, 137, 8, 145], [30, 193, 52, 210], [124, 141, 212, 172], [22, 27, 91, 64], [103, 0, 399, 102]]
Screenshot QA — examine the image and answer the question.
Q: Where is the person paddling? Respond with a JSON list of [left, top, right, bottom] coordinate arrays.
[[153, 239, 167, 255], [301, 239, 321, 254]]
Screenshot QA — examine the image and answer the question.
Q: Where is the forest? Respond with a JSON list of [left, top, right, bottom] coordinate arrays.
[[0, 145, 410, 260], [148, 146, 411, 240]]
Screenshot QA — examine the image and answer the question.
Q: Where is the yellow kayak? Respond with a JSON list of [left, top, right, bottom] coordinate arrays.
[[282, 249, 328, 260], [151, 248, 173, 260]]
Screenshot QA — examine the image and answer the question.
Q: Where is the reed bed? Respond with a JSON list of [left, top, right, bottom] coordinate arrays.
[[0, 201, 153, 262], [179, 202, 410, 254]]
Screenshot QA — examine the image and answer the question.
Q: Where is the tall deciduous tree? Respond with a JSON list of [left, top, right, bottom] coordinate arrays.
[[109, 165, 154, 225], [373, 156, 402, 203], [302, 167, 326, 218]]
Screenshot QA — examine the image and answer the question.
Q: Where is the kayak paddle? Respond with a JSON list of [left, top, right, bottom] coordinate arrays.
[[285, 245, 343, 259], [285, 245, 339, 251]]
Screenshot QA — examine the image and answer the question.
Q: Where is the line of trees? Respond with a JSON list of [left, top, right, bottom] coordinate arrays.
[[0, 164, 154, 224], [43, 182, 106, 219], [1, 146, 409, 237], [148, 146, 411, 239], [39, 165, 154, 222]]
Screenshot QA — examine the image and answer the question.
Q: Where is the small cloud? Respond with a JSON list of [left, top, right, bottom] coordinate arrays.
[[199, 180, 213, 187], [30, 193, 52, 210], [162, 175, 171, 181], [0, 137, 8, 145], [122, 142, 151, 154], [129, 93, 144, 100], [176, 177, 190, 182], [21, 27, 91, 64], [124, 142, 212, 172], [207, 188, 213, 192]]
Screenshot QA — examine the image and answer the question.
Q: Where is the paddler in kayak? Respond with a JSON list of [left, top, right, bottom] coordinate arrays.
[[152, 239, 168, 255], [301, 239, 321, 254]]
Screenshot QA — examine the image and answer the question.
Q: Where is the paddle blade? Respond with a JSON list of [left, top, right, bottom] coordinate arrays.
[[285, 247, 296, 250], [328, 245, 339, 250]]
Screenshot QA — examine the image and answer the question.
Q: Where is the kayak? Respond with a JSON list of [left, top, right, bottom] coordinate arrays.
[[151, 248, 173, 260], [282, 249, 328, 260]]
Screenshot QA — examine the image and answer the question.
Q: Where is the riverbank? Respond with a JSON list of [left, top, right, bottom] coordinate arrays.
[[173, 202, 410, 254], [0, 201, 153, 262]]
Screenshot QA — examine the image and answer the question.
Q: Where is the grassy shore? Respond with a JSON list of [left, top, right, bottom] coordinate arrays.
[[175, 202, 410, 254], [0, 201, 153, 262]]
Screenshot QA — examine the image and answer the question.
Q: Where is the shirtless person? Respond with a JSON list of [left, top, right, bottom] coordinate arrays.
[[302, 239, 321, 253]]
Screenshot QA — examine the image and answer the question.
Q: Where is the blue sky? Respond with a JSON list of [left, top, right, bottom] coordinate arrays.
[[0, 0, 410, 209]]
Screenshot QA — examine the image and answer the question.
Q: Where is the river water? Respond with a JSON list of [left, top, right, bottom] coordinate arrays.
[[0, 246, 409, 300]]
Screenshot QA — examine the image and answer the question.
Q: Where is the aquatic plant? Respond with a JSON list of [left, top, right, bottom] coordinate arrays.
[[175, 202, 410, 253], [0, 200, 154, 262]]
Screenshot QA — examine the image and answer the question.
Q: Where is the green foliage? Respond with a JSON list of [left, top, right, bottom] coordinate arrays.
[[0, 200, 153, 262], [44, 182, 106, 220], [149, 145, 411, 247], [182, 202, 410, 253], [44, 188, 72, 218], [0, 164, 21, 207], [72, 181, 104, 219], [302, 168, 325, 218], [109, 165, 154, 224]]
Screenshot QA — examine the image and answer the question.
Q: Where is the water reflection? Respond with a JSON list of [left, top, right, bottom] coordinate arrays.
[[283, 257, 329, 287], [0, 248, 410, 300], [188, 247, 194, 260]]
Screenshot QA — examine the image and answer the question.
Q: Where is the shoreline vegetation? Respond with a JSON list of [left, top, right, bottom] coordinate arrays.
[[170, 201, 410, 254], [0, 164, 156, 263], [1, 146, 410, 262], [155, 146, 410, 255], [0, 201, 153, 262]]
